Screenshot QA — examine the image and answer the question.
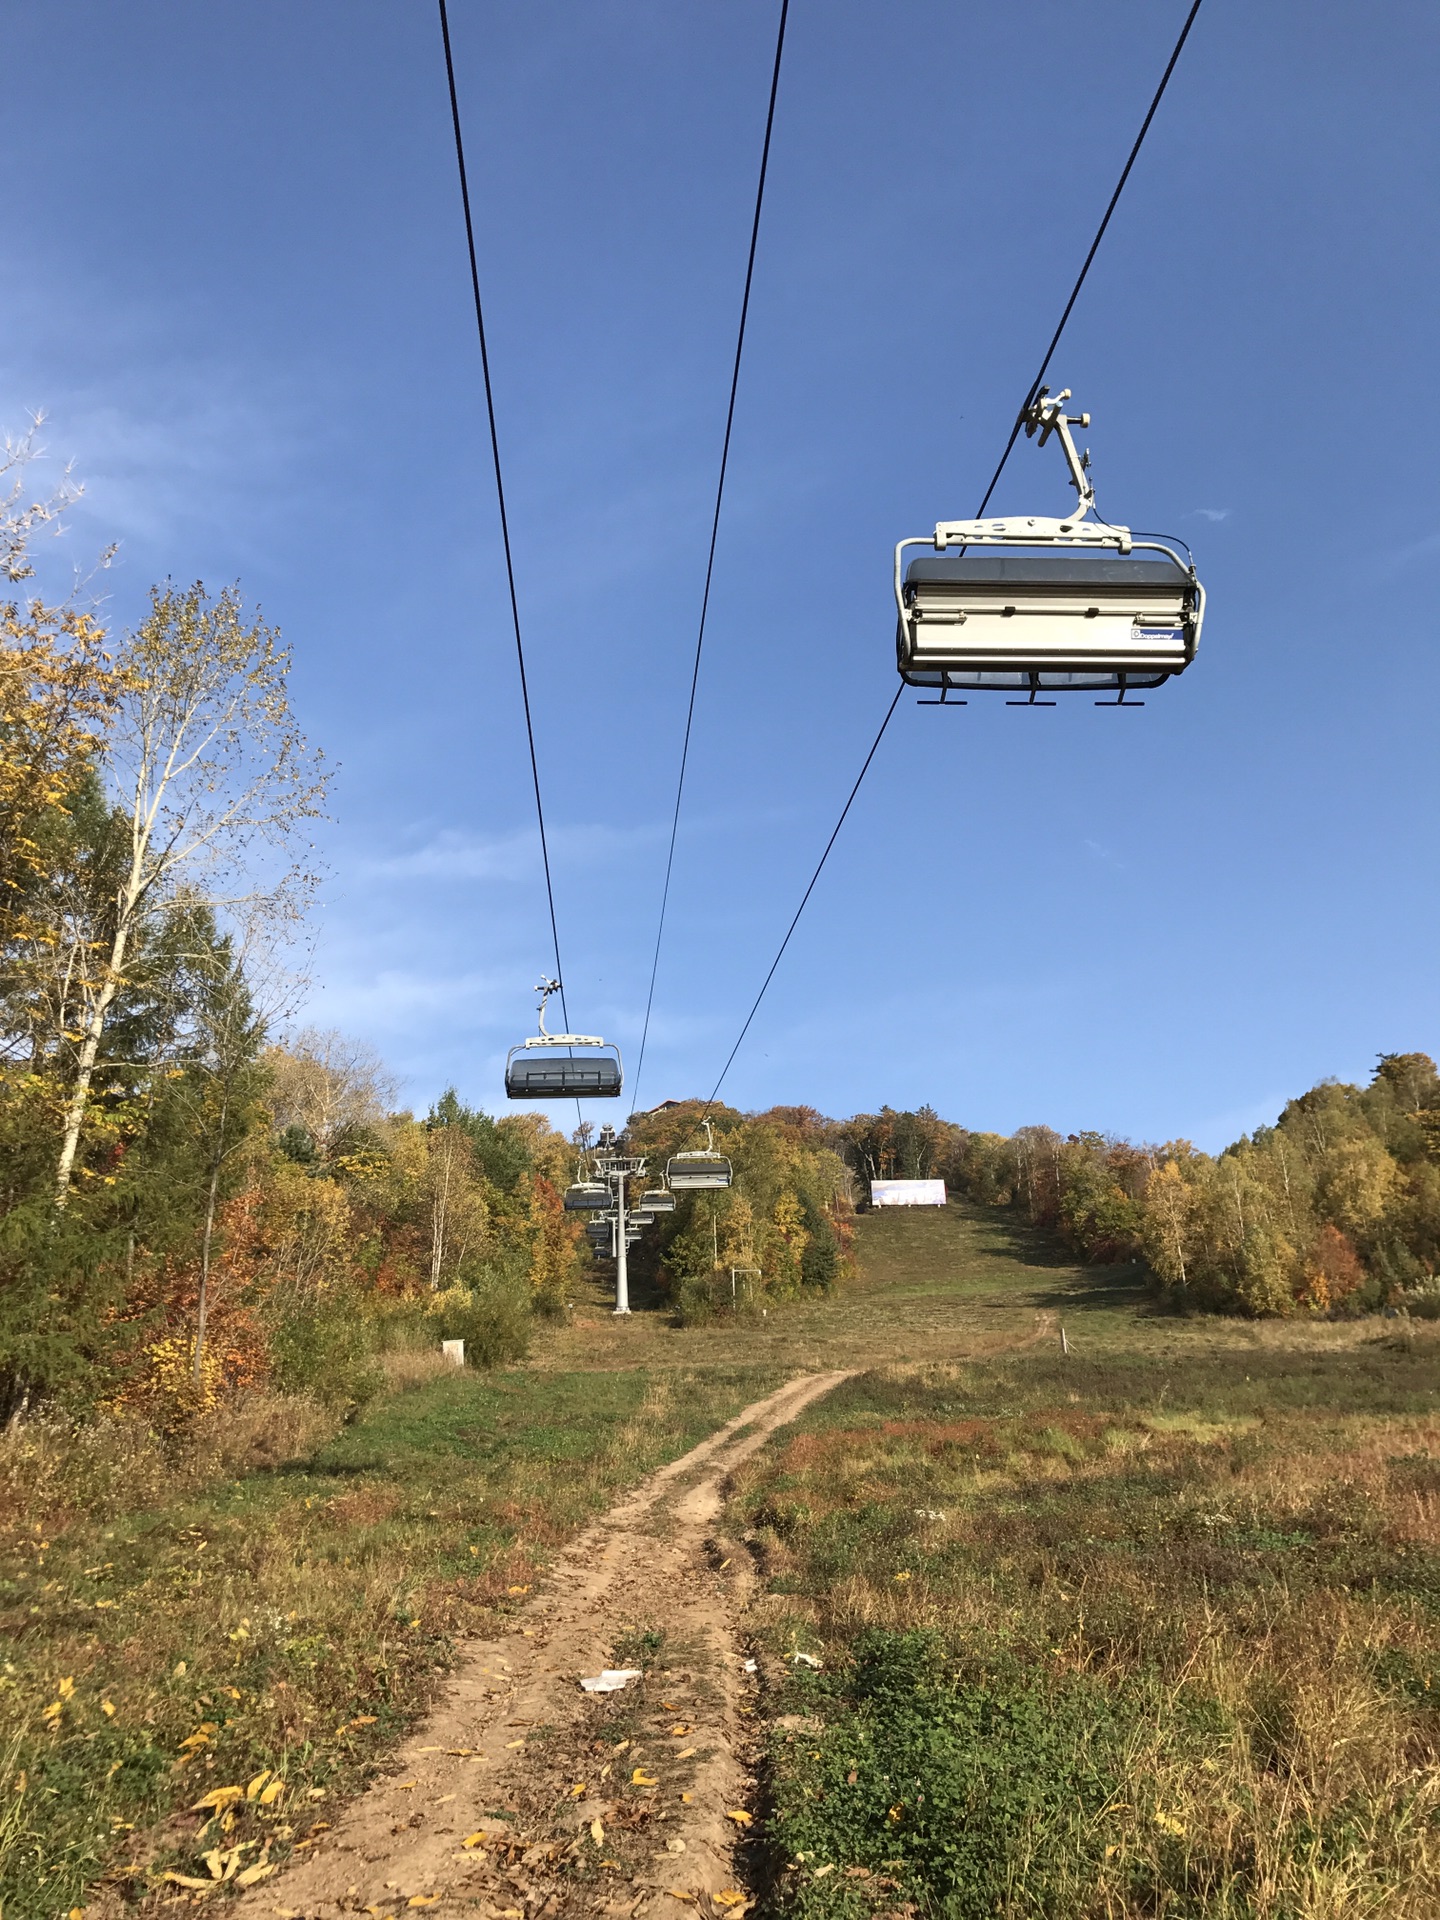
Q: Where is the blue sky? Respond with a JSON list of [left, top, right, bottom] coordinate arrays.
[[4, 0, 1436, 1148]]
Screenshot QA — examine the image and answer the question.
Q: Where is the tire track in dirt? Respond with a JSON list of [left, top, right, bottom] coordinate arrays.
[[233, 1371, 852, 1920]]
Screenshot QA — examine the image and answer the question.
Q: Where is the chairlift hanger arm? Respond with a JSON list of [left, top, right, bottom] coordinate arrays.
[[1023, 388, 1094, 517]]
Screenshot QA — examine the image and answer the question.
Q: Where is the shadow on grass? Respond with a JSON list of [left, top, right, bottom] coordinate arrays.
[[961, 1209, 1174, 1318]]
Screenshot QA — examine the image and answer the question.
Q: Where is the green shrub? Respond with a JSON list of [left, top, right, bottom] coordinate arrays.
[[433, 1270, 531, 1368], [269, 1295, 384, 1412]]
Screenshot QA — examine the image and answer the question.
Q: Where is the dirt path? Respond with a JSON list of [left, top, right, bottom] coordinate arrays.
[[238, 1371, 851, 1920]]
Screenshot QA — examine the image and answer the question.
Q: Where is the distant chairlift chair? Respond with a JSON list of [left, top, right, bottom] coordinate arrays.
[[666, 1120, 733, 1192], [564, 1179, 612, 1211], [894, 390, 1204, 705]]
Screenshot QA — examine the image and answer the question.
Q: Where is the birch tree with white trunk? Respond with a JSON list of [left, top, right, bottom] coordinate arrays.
[[53, 581, 328, 1202]]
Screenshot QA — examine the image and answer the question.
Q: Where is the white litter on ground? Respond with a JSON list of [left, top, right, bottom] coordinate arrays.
[[912, 1508, 946, 1521], [578, 1668, 643, 1694], [789, 1652, 823, 1668], [742, 1658, 758, 1673]]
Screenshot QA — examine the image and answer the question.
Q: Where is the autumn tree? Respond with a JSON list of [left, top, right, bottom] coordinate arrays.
[[53, 582, 328, 1201]]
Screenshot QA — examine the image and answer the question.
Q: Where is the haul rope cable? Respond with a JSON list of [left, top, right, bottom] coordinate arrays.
[[629, 0, 791, 1114], [690, 0, 1208, 1119], [437, 0, 580, 1115]]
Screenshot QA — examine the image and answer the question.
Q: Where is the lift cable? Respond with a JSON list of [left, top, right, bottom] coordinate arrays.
[[629, 0, 791, 1114], [971, 0, 1205, 520], [691, 0, 1207, 1118], [438, 0, 573, 1041]]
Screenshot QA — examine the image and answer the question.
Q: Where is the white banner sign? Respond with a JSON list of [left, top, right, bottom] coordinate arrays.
[[870, 1179, 947, 1207]]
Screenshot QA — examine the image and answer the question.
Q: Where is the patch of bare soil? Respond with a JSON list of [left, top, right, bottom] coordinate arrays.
[[226, 1372, 851, 1920]]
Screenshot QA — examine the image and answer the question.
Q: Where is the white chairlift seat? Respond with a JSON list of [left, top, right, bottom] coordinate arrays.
[[898, 552, 1198, 689], [564, 1181, 612, 1211], [639, 1189, 676, 1213], [894, 390, 1203, 701]]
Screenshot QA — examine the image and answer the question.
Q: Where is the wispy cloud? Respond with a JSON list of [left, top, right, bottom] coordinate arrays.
[[1191, 506, 1232, 523], [1083, 838, 1126, 871], [364, 820, 667, 884], [1376, 528, 1440, 577]]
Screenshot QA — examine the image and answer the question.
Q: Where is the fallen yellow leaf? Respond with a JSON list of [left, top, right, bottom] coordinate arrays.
[[632, 1769, 659, 1787], [57, 1676, 76, 1700], [161, 1872, 214, 1889], [569, 1782, 586, 1798], [190, 1785, 244, 1813], [407, 1899, 440, 1910], [590, 1818, 605, 1845], [715, 1894, 747, 1909], [461, 1830, 487, 1848], [676, 1747, 697, 1760], [680, 1793, 693, 1804], [665, 1891, 696, 1903], [669, 1724, 691, 1735], [235, 1861, 276, 1888], [245, 1769, 271, 1800], [257, 1778, 286, 1806], [726, 1809, 752, 1826], [101, 1700, 116, 1717], [505, 1739, 524, 1749], [893, 1571, 911, 1582], [507, 1584, 530, 1595], [396, 1779, 419, 1791]]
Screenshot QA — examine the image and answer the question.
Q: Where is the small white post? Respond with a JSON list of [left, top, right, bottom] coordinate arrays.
[[442, 1339, 465, 1368], [1060, 1325, 1070, 1356]]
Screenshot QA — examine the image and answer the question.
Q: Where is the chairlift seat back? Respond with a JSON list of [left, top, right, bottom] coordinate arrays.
[[505, 1042, 622, 1100], [898, 554, 1198, 686], [667, 1153, 733, 1191], [640, 1190, 676, 1213], [564, 1182, 612, 1211]]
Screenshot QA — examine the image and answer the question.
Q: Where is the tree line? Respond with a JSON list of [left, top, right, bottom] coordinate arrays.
[[841, 1053, 1440, 1315]]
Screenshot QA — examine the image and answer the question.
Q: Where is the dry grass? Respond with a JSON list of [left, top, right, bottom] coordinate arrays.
[[735, 1347, 1440, 1919], [0, 1392, 337, 1541], [379, 1345, 456, 1393]]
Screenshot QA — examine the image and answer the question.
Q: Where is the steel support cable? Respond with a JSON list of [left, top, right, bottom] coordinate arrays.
[[691, 0, 1207, 1119], [437, 0, 575, 1061], [628, 0, 791, 1114], [971, 0, 1206, 520]]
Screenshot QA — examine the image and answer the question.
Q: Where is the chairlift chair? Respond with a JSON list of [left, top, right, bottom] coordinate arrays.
[[564, 1180, 612, 1211], [639, 1189, 675, 1214], [666, 1120, 733, 1192], [505, 978, 622, 1099], [894, 391, 1204, 702]]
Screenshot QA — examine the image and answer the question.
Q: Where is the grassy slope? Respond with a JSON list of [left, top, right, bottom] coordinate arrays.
[[733, 1206, 1440, 1920], [0, 1360, 780, 1916], [8, 1199, 1433, 1916]]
